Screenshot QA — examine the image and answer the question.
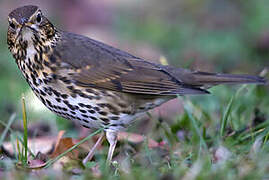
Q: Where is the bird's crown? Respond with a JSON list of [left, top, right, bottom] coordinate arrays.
[[8, 5, 39, 24]]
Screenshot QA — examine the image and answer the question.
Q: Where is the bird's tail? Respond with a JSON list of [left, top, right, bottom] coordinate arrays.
[[190, 71, 266, 86]]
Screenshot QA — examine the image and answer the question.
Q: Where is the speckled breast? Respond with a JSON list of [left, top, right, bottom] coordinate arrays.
[[15, 41, 168, 132]]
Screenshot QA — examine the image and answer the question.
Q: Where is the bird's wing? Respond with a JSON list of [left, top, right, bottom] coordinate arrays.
[[55, 32, 208, 95]]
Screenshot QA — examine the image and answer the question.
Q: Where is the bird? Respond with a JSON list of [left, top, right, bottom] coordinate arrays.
[[7, 5, 266, 164]]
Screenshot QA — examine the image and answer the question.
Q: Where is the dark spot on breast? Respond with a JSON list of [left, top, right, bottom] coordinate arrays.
[[72, 89, 81, 94], [63, 100, 69, 105], [40, 96, 46, 104], [110, 116, 119, 120], [67, 85, 73, 90], [83, 119, 89, 123], [61, 94, 68, 99], [55, 98, 61, 102], [32, 70, 38, 76], [42, 72, 48, 77], [66, 103, 76, 111], [99, 111, 108, 116], [44, 87, 52, 95], [45, 99, 52, 106], [51, 74, 57, 80], [44, 60, 50, 67], [34, 54, 38, 62], [78, 92, 87, 98], [82, 125, 90, 128], [89, 116, 98, 120], [57, 106, 63, 111], [111, 123, 126, 128], [82, 114, 88, 118], [59, 76, 71, 84], [86, 89, 94, 94], [78, 103, 85, 107], [93, 107, 100, 112], [43, 79, 49, 84], [88, 110, 95, 114], [100, 117, 109, 122], [62, 107, 68, 111], [52, 89, 60, 97], [122, 110, 132, 114], [70, 93, 77, 98], [79, 109, 87, 113], [40, 90, 46, 96], [85, 105, 92, 109]]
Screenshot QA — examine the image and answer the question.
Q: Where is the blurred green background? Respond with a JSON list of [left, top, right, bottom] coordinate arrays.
[[0, 0, 268, 133]]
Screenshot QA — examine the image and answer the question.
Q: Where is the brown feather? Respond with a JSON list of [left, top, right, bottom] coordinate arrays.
[[54, 31, 265, 96]]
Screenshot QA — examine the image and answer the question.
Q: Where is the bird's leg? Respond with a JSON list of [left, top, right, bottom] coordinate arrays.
[[106, 131, 118, 164], [82, 132, 104, 165]]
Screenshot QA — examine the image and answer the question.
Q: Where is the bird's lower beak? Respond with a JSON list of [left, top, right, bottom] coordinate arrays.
[[16, 25, 36, 42]]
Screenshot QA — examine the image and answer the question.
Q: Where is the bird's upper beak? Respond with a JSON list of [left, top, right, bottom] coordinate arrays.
[[16, 22, 37, 42]]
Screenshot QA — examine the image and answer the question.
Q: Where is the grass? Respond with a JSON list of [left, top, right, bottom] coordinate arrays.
[[33, 85, 269, 179], [21, 95, 28, 166], [0, 80, 268, 180], [0, 114, 16, 147]]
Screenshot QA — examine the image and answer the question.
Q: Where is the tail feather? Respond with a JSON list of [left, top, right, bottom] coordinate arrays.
[[191, 71, 266, 85]]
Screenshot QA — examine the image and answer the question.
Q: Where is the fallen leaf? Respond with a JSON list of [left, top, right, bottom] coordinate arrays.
[[50, 138, 80, 159], [50, 130, 65, 156]]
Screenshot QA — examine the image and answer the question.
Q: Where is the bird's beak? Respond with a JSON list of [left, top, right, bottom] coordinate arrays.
[[15, 23, 37, 42]]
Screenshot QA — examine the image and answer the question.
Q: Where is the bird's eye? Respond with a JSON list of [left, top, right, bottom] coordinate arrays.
[[9, 22, 16, 29], [36, 13, 42, 23]]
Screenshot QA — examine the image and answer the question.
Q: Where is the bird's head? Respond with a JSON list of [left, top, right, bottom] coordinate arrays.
[[7, 5, 55, 52]]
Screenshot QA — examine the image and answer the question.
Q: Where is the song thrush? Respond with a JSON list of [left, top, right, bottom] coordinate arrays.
[[7, 5, 266, 164]]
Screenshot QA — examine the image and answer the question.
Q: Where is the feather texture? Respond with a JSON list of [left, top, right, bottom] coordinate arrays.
[[52, 32, 266, 96]]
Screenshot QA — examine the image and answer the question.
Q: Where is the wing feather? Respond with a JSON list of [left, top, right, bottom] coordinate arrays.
[[55, 32, 207, 95]]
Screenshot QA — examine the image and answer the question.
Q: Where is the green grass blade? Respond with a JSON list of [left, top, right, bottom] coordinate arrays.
[[21, 96, 28, 165], [0, 120, 35, 157], [220, 85, 248, 138], [16, 137, 21, 162], [220, 95, 234, 138], [181, 97, 208, 152], [263, 130, 269, 149], [0, 113, 16, 146], [10, 134, 18, 161]]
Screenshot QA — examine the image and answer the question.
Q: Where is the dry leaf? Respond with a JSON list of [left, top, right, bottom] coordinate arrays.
[[50, 138, 80, 159]]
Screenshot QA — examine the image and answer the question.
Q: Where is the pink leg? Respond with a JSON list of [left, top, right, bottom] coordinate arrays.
[[82, 132, 104, 165], [106, 131, 118, 164]]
